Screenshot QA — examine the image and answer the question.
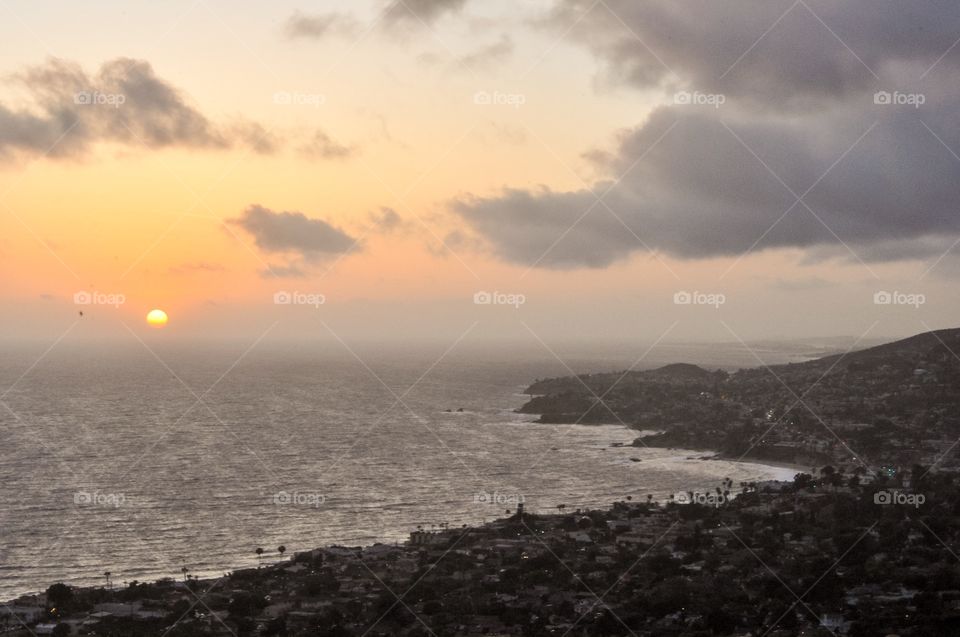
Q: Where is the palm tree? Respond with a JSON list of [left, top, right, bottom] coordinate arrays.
[[557, 504, 566, 513], [181, 566, 189, 582], [103, 571, 111, 591], [255, 547, 264, 567], [277, 545, 286, 559]]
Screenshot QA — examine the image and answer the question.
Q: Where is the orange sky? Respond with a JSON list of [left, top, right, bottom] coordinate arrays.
[[1, 0, 956, 343]]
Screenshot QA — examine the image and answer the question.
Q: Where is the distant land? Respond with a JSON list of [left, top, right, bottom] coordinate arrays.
[[518, 328, 960, 470]]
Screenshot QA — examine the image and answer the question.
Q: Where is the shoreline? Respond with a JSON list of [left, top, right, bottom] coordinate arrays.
[[704, 452, 812, 477], [0, 448, 804, 606]]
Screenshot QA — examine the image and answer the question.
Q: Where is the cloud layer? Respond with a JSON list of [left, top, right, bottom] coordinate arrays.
[[455, 0, 960, 268]]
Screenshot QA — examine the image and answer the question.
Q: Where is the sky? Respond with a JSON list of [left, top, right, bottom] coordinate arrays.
[[2, 0, 960, 348]]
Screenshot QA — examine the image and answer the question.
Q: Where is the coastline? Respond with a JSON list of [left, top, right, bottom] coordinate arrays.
[[0, 445, 805, 606], [702, 452, 812, 477]]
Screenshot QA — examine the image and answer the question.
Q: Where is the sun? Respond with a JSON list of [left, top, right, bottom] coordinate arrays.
[[146, 309, 169, 328]]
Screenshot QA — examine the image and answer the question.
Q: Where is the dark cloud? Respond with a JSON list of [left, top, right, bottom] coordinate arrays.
[[284, 11, 360, 39], [230, 205, 360, 260], [548, 0, 960, 108], [456, 101, 960, 267], [383, 0, 469, 24], [453, 1, 960, 268]]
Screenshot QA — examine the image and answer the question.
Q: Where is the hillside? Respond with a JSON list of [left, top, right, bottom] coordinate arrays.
[[518, 329, 960, 467]]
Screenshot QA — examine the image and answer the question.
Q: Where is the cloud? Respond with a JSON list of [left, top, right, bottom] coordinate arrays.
[[0, 57, 228, 159], [230, 205, 360, 261], [0, 58, 334, 161], [284, 11, 360, 39], [452, 1, 960, 269], [261, 263, 308, 278], [456, 103, 960, 267], [368, 207, 409, 233], [383, 0, 469, 24], [547, 0, 960, 108], [298, 130, 355, 160], [458, 34, 513, 70]]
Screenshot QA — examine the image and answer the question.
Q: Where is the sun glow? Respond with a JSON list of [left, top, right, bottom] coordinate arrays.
[[146, 309, 168, 328]]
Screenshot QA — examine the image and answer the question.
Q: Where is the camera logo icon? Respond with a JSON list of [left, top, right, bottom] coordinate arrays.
[[673, 291, 692, 305], [474, 291, 492, 305], [274, 291, 292, 305], [874, 91, 892, 105]]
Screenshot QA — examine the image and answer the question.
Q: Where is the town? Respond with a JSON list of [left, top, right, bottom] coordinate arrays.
[[3, 463, 958, 636]]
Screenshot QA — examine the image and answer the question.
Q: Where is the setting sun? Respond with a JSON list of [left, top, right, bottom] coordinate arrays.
[[146, 309, 168, 328]]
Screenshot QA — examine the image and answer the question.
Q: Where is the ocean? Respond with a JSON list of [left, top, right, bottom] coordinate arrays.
[[0, 338, 809, 600]]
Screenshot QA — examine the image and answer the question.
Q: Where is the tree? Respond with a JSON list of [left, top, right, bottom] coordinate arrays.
[[277, 545, 286, 559], [46, 583, 73, 609], [51, 624, 71, 637], [255, 547, 264, 567], [228, 592, 266, 617]]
